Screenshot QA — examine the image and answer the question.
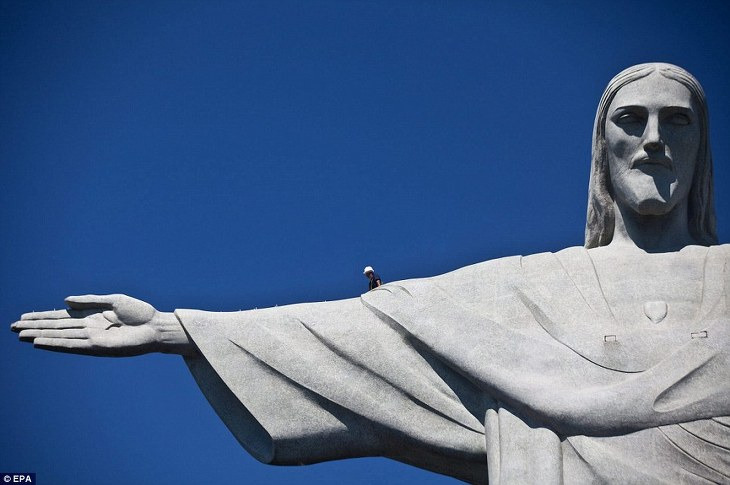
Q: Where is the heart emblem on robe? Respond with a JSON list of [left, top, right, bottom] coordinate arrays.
[[643, 301, 668, 324]]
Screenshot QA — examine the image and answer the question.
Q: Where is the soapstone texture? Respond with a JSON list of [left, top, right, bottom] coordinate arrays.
[[180, 244, 730, 484], [11, 63, 729, 484]]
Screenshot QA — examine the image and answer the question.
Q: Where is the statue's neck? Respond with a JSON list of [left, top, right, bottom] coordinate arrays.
[[610, 199, 696, 253]]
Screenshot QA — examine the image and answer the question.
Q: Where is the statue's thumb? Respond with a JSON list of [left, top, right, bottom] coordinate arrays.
[[112, 299, 156, 326], [65, 294, 117, 310]]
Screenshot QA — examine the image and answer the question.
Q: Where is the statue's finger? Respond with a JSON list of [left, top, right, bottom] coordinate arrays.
[[65, 294, 120, 310], [21, 309, 72, 320], [33, 337, 92, 353], [19, 329, 88, 341], [12, 319, 87, 332], [20, 309, 99, 321]]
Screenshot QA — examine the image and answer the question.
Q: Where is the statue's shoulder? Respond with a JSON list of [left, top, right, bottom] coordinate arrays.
[[423, 246, 586, 289], [693, 242, 730, 261], [583, 242, 729, 261], [713, 242, 730, 254], [369, 248, 585, 321], [383, 243, 730, 297], [706, 243, 730, 264]]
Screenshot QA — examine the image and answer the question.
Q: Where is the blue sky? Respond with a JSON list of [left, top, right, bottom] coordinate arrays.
[[1, 1, 728, 483]]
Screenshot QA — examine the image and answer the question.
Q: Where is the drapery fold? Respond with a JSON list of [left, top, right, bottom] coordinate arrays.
[[178, 245, 729, 483]]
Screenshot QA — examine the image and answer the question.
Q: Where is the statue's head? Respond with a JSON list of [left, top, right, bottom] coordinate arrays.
[[584, 63, 717, 248]]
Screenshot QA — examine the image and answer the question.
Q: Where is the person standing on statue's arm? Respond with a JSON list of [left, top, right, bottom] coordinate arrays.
[[363, 266, 382, 291]]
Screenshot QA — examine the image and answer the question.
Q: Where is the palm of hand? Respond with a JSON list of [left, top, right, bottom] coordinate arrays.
[[11, 294, 160, 356]]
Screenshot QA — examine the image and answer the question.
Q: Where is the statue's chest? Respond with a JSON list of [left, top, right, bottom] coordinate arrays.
[[594, 254, 705, 327], [518, 246, 728, 372]]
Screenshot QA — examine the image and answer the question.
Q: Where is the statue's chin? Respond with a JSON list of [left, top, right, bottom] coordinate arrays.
[[632, 197, 674, 216], [615, 172, 678, 216]]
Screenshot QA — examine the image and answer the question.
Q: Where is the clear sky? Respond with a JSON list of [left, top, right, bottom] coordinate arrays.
[[1, 1, 728, 484]]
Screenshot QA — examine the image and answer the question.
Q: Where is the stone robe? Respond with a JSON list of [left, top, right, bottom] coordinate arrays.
[[177, 245, 730, 484]]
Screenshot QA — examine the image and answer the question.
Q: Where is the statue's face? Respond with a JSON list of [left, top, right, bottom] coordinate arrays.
[[605, 72, 700, 216]]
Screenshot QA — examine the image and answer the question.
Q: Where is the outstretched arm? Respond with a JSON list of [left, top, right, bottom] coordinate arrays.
[[11, 294, 195, 356]]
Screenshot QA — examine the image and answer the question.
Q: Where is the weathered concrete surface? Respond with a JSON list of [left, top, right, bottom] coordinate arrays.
[[179, 243, 730, 483]]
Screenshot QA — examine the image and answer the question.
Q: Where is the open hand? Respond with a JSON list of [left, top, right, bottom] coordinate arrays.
[[11, 294, 192, 356]]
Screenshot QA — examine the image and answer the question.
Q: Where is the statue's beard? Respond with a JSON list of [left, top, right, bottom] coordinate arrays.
[[613, 168, 681, 217]]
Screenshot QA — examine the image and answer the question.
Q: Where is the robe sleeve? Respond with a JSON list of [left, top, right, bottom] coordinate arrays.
[[176, 296, 489, 484]]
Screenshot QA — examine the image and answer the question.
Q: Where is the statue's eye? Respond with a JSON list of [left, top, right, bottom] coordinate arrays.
[[667, 112, 691, 125], [615, 112, 643, 124]]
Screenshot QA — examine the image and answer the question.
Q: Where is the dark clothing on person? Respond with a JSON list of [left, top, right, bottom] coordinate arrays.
[[369, 273, 382, 290]]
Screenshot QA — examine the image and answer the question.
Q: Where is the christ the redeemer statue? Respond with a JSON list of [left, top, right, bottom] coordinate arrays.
[[11, 63, 729, 484]]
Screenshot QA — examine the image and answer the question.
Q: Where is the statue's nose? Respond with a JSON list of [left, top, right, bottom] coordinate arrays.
[[643, 116, 663, 153], [644, 140, 662, 152]]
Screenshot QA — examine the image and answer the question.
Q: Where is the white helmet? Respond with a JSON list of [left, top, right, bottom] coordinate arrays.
[[363, 266, 374, 275]]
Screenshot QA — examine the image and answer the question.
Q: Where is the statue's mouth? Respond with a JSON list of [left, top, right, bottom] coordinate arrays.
[[632, 156, 673, 170]]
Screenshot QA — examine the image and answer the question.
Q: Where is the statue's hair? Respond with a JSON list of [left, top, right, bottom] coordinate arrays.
[[584, 63, 717, 248]]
